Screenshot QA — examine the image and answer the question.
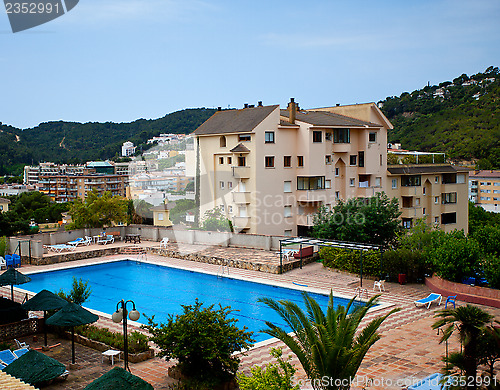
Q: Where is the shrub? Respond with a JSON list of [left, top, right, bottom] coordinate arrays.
[[320, 248, 381, 277], [237, 348, 300, 390], [142, 299, 254, 386], [0, 236, 7, 257], [482, 255, 500, 289], [75, 325, 149, 354], [56, 277, 91, 305], [382, 248, 426, 283]]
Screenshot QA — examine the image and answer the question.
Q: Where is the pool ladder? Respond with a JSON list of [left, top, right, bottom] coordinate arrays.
[[217, 260, 229, 278]]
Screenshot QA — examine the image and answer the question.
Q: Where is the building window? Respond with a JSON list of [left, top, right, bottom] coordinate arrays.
[[442, 173, 457, 184], [228, 206, 233, 213], [220, 181, 225, 189], [284, 229, 292, 236], [228, 181, 233, 189], [325, 155, 331, 164], [435, 176, 439, 183], [392, 178, 397, 189], [415, 198, 420, 206], [219, 157, 224, 164], [325, 132, 332, 141], [284, 156, 291, 167], [227, 157, 232, 164], [238, 156, 246, 166], [325, 180, 331, 189], [335, 191, 340, 199], [220, 205, 225, 212], [480, 196, 491, 200], [350, 178, 355, 187], [402, 218, 412, 229], [441, 212, 457, 225], [265, 131, 275, 143], [297, 176, 325, 190], [220, 136, 226, 147], [457, 174, 465, 184], [442, 192, 457, 204], [334, 128, 350, 143], [423, 187, 426, 195], [284, 181, 292, 193], [265, 156, 275, 168], [358, 151, 365, 168], [423, 207, 426, 215], [297, 156, 304, 167], [349, 155, 357, 166], [402, 175, 421, 187], [313, 131, 322, 143], [434, 196, 439, 204], [284, 205, 292, 218], [369, 132, 377, 142], [238, 134, 251, 142], [158, 212, 164, 221], [434, 216, 439, 224], [380, 154, 383, 166], [375, 177, 381, 187], [482, 189, 491, 193], [335, 168, 340, 177]]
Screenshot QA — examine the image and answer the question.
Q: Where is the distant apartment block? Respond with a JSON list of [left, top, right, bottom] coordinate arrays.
[[24, 161, 128, 203], [193, 99, 469, 236], [386, 164, 469, 233], [469, 170, 500, 213], [0, 184, 35, 197], [121, 141, 136, 157]]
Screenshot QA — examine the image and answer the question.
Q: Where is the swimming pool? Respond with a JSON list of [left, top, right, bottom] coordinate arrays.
[[25, 260, 363, 342]]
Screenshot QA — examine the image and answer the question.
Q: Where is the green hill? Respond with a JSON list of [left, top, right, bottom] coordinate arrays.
[[0, 108, 216, 175], [380, 66, 500, 168]]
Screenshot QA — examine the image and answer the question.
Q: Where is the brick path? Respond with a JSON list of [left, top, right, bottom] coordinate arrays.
[[2, 243, 499, 389]]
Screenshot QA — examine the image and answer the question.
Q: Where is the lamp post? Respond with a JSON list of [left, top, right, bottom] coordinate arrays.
[[112, 299, 140, 372]]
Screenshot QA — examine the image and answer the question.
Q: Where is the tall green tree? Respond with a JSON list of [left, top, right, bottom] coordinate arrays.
[[258, 293, 400, 390], [312, 192, 401, 247], [433, 305, 496, 389], [67, 190, 128, 229]]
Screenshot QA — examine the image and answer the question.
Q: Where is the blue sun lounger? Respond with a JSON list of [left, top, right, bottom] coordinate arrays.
[[0, 349, 17, 366], [414, 293, 442, 309]]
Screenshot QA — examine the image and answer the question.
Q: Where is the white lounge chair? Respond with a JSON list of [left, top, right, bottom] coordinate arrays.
[[414, 293, 442, 309], [159, 237, 169, 249], [67, 237, 86, 247], [47, 244, 75, 253], [14, 339, 29, 349], [373, 280, 385, 292], [0, 256, 5, 270]]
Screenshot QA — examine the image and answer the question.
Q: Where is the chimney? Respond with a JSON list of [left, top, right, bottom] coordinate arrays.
[[244, 103, 249, 109], [287, 97, 297, 124], [257, 101, 263, 107], [217, 107, 222, 111]]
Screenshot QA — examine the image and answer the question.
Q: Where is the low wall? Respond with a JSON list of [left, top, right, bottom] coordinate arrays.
[[30, 247, 123, 266], [0, 318, 44, 342], [149, 247, 317, 274], [425, 274, 500, 308]]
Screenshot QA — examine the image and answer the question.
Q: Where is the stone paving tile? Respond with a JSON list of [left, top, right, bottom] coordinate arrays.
[[3, 244, 500, 389]]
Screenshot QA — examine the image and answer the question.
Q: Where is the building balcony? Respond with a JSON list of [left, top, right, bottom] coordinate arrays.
[[233, 216, 251, 230], [232, 166, 251, 179], [296, 214, 314, 226], [400, 207, 421, 218], [232, 192, 251, 204], [332, 143, 351, 153], [296, 190, 327, 203], [399, 186, 420, 196]]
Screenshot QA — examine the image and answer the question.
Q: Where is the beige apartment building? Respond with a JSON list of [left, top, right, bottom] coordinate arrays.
[[386, 164, 469, 234], [194, 99, 390, 236], [469, 170, 500, 213], [193, 99, 470, 236]]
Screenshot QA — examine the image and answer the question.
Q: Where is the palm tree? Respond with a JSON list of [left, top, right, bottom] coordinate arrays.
[[258, 292, 400, 390], [433, 304, 495, 389]]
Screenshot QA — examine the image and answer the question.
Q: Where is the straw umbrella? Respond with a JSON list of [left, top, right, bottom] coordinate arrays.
[[0, 268, 31, 301], [46, 301, 99, 364], [21, 289, 68, 346], [84, 367, 154, 390], [3, 349, 66, 386]]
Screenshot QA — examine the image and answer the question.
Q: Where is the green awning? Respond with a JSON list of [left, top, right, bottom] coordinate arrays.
[[46, 301, 99, 327], [84, 367, 154, 390], [21, 289, 67, 311], [3, 349, 66, 385]]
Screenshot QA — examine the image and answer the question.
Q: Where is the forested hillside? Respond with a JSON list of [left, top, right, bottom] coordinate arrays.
[[380, 66, 500, 168], [0, 108, 216, 175]]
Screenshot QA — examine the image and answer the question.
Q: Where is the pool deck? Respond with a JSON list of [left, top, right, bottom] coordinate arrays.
[[3, 242, 500, 390]]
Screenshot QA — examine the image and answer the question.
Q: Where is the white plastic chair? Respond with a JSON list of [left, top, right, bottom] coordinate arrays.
[[160, 237, 169, 249], [373, 280, 385, 292], [0, 256, 5, 270]]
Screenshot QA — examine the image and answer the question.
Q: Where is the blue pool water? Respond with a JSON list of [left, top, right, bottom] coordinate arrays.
[[26, 260, 362, 342]]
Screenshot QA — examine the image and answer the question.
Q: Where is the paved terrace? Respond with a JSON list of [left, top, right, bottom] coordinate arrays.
[[2, 241, 499, 390]]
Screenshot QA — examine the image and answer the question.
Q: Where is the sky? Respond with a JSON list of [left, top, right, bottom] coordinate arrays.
[[1, 0, 499, 129]]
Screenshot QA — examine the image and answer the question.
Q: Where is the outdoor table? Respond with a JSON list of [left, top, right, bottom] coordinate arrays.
[[101, 349, 121, 365], [124, 234, 141, 244]]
